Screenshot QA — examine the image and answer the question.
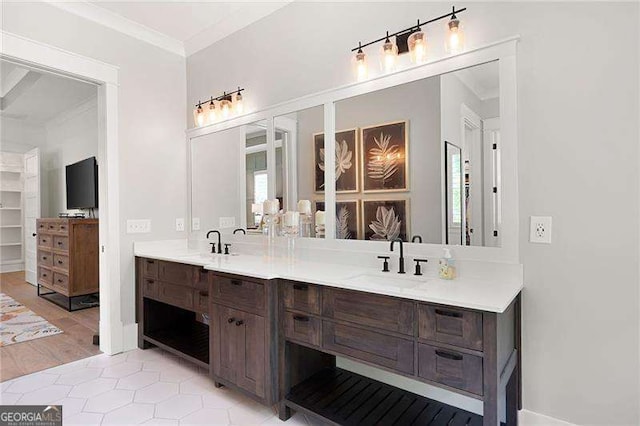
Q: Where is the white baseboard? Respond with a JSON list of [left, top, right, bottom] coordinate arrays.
[[122, 322, 138, 352], [520, 409, 576, 425]]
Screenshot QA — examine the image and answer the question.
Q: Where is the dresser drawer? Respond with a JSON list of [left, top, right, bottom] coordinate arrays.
[[418, 304, 483, 351], [56, 222, 69, 234], [142, 277, 158, 298], [282, 280, 321, 315], [53, 272, 70, 290], [158, 261, 195, 287], [195, 289, 209, 312], [45, 222, 58, 233], [142, 258, 158, 279], [158, 282, 194, 310], [323, 321, 414, 375], [38, 234, 52, 248], [53, 254, 69, 271], [323, 288, 415, 336], [38, 267, 52, 286], [38, 250, 53, 267], [284, 311, 320, 346], [37, 221, 49, 233], [53, 235, 69, 252], [212, 275, 265, 314], [417, 343, 483, 395]]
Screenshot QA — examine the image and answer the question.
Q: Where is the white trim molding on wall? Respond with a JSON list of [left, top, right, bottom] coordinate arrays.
[[0, 29, 124, 356]]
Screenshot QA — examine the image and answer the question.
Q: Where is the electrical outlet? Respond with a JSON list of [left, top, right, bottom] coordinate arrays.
[[219, 217, 236, 228], [530, 216, 552, 244], [192, 217, 200, 231], [126, 219, 151, 234], [175, 218, 185, 232]]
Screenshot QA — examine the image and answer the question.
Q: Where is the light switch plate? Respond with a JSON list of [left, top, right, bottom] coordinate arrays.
[[126, 219, 151, 234], [175, 218, 185, 232], [530, 216, 552, 244], [219, 217, 235, 228], [192, 217, 200, 231]]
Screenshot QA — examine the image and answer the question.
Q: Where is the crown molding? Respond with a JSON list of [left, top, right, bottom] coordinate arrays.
[[43, 0, 186, 57]]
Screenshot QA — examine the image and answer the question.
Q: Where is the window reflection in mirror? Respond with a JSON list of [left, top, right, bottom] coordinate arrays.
[[329, 60, 500, 246]]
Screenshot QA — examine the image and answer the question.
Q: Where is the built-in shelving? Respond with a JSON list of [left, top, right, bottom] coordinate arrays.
[[0, 151, 24, 272]]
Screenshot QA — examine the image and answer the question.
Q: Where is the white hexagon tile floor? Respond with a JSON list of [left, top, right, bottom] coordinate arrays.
[[0, 348, 317, 426]]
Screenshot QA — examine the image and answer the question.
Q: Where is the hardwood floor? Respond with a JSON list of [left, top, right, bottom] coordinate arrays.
[[0, 271, 101, 381]]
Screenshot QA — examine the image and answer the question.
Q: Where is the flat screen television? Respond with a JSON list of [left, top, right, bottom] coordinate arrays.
[[66, 157, 98, 209]]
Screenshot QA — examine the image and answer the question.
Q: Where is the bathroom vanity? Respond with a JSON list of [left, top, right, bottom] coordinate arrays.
[[135, 249, 521, 426]]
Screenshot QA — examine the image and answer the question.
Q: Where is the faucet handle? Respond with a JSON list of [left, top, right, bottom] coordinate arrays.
[[413, 258, 428, 276], [377, 256, 390, 272], [209, 242, 216, 254], [224, 243, 231, 255]]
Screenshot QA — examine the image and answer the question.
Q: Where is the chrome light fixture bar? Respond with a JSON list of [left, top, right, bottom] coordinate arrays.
[[193, 87, 245, 127]]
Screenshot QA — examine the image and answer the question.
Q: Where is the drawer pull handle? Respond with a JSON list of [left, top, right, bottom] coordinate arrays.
[[42, 256, 47, 260], [435, 350, 463, 361], [57, 279, 63, 283], [435, 309, 462, 318], [147, 260, 155, 264], [231, 280, 242, 286], [42, 273, 47, 277], [147, 280, 154, 284], [57, 241, 63, 245], [227, 317, 235, 323], [199, 291, 208, 297], [57, 260, 63, 264], [293, 315, 310, 322], [235, 320, 244, 326], [292, 284, 308, 291]]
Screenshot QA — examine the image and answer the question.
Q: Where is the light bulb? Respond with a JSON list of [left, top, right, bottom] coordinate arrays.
[[380, 33, 398, 73], [445, 15, 465, 54], [207, 100, 217, 123], [194, 104, 204, 127], [235, 91, 244, 114], [354, 48, 368, 82], [220, 99, 231, 119], [408, 28, 427, 64]]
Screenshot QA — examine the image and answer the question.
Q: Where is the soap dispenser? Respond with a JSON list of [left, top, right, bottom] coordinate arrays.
[[439, 248, 456, 280]]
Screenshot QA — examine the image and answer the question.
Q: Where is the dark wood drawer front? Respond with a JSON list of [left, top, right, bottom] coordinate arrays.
[[142, 259, 158, 279], [194, 269, 208, 292], [323, 321, 414, 375], [142, 278, 157, 298], [159, 261, 194, 286], [38, 251, 53, 267], [195, 290, 209, 312], [53, 236, 69, 252], [213, 276, 265, 314], [284, 311, 320, 346], [418, 304, 483, 351], [38, 267, 52, 286], [283, 281, 321, 314], [158, 282, 194, 310], [323, 289, 414, 336], [417, 343, 483, 395], [38, 235, 52, 248], [53, 254, 69, 272]]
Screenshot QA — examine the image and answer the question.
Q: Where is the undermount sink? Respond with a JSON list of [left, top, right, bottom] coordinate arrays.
[[342, 273, 429, 291]]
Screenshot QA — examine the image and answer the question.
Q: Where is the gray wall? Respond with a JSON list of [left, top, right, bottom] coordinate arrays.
[[187, 2, 640, 424]]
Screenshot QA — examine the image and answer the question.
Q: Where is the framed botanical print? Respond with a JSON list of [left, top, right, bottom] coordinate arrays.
[[314, 128, 358, 193], [361, 121, 408, 192], [335, 200, 360, 240], [362, 199, 409, 241]]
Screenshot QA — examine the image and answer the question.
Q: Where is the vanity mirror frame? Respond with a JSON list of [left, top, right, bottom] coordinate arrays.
[[186, 36, 519, 263]]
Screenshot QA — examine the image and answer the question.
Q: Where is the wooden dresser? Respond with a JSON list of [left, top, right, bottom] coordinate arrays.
[[36, 218, 99, 305]]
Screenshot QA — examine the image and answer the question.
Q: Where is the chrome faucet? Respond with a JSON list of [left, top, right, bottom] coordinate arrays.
[[390, 238, 405, 274], [206, 230, 222, 254]]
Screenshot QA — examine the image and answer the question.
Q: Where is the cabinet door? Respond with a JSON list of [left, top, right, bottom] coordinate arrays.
[[212, 304, 237, 383], [234, 310, 266, 399]]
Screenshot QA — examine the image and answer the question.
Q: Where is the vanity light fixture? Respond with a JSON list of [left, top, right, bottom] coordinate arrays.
[[193, 87, 245, 127], [350, 5, 467, 81]]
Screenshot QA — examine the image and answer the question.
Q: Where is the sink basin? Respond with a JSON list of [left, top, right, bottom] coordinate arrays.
[[343, 273, 429, 291]]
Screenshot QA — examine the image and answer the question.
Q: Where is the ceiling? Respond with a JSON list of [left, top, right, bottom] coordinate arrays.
[[0, 60, 97, 125], [453, 61, 500, 101], [49, 1, 292, 57]]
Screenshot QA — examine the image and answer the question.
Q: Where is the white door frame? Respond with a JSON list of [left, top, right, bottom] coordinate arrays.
[[23, 148, 40, 285], [460, 103, 482, 245], [1, 30, 123, 355]]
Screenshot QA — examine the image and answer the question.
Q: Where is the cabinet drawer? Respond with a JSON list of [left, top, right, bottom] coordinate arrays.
[[195, 289, 209, 312], [38, 234, 52, 248], [418, 304, 483, 351], [282, 281, 321, 314], [53, 254, 69, 271], [142, 277, 157, 298], [38, 250, 53, 267], [53, 272, 69, 290], [53, 236, 69, 251], [284, 311, 320, 346], [212, 275, 265, 314], [142, 259, 158, 279], [158, 261, 195, 287], [323, 321, 414, 375], [323, 288, 414, 336], [417, 343, 483, 395], [37, 221, 49, 233], [194, 269, 208, 292], [56, 222, 69, 234], [158, 282, 194, 310], [46, 222, 57, 233], [38, 267, 52, 286]]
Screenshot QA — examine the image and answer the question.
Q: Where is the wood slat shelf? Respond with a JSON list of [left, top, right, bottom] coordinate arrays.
[[144, 318, 209, 366], [285, 367, 483, 426]]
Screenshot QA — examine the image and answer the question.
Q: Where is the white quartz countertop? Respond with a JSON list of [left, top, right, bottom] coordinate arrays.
[[134, 241, 522, 313]]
